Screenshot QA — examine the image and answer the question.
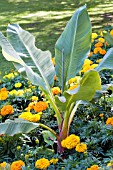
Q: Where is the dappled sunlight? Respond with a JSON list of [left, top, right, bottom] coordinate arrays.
[[22, 11, 74, 20], [92, 25, 103, 30], [1, 0, 113, 33], [87, 2, 113, 30], [0, 5, 113, 165], [0, 0, 113, 74], [8, 0, 29, 2]]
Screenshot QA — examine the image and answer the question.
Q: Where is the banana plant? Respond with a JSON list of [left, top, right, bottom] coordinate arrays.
[[0, 5, 112, 153]]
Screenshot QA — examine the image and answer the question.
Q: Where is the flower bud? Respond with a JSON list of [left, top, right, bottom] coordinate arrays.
[[35, 139, 39, 144], [17, 146, 21, 151]]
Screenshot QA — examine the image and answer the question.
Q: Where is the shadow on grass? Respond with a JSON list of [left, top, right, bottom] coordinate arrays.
[[0, 0, 113, 74]]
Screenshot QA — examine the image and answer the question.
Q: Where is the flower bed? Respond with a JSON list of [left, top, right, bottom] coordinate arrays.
[[0, 5, 113, 170]]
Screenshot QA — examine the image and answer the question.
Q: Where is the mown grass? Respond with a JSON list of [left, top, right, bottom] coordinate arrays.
[[0, 0, 113, 75]]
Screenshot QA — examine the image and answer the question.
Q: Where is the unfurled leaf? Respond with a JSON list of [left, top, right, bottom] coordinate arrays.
[[42, 130, 56, 147], [65, 70, 101, 104], [0, 119, 39, 136], [55, 5, 92, 90], [55, 70, 101, 112], [0, 24, 55, 91]]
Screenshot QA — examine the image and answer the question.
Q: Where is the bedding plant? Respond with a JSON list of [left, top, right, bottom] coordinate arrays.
[[0, 5, 113, 170]]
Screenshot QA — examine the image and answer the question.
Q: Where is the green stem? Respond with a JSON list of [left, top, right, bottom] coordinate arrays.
[[68, 100, 81, 128], [39, 123, 58, 139], [44, 91, 62, 130], [61, 102, 75, 140], [39, 86, 62, 128], [62, 48, 65, 93], [39, 123, 64, 153]]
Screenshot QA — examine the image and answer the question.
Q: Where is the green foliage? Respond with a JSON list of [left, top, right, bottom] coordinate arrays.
[[96, 47, 113, 72], [0, 70, 112, 169], [0, 5, 101, 140], [42, 130, 56, 147], [1, 24, 55, 91], [0, 119, 39, 136], [99, 69, 113, 85], [65, 70, 101, 101], [55, 5, 92, 91], [55, 70, 101, 113], [0, 4, 113, 169], [1, 0, 113, 75]]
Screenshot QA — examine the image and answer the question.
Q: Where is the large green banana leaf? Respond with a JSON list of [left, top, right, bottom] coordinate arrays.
[[0, 119, 39, 136], [55, 70, 101, 112], [65, 70, 101, 102], [96, 48, 113, 72], [55, 5, 92, 91], [0, 24, 55, 91]]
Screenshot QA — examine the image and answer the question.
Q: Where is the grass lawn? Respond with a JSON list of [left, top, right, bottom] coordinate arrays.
[[0, 0, 113, 75]]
